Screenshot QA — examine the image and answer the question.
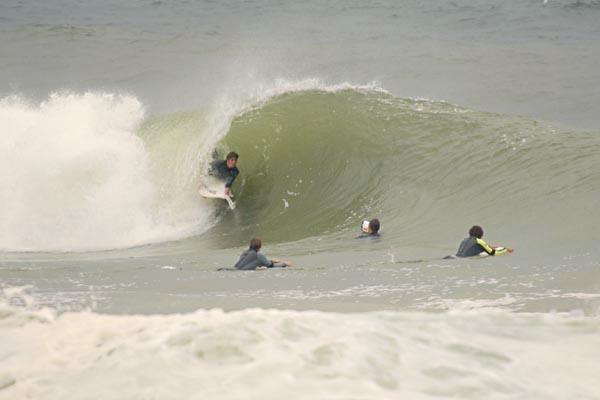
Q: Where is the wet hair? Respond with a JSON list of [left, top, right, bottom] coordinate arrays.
[[469, 225, 484, 238], [249, 238, 262, 251], [226, 151, 239, 160], [370, 218, 380, 233]]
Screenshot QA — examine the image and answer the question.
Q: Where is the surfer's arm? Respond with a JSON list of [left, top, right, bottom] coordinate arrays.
[[271, 258, 292, 267], [224, 168, 239, 188], [257, 253, 273, 268], [476, 238, 496, 255]]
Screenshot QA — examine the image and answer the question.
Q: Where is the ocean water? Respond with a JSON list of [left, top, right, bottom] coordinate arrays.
[[1, 1, 600, 399]]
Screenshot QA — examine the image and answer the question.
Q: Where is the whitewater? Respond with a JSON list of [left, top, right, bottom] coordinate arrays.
[[1, 0, 600, 399]]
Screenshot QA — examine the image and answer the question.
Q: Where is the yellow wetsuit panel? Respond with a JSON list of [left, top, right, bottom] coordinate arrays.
[[476, 238, 495, 255]]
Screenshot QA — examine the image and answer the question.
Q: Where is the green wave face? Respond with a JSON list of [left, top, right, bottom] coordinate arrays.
[[209, 89, 599, 249], [216, 90, 395, 243]]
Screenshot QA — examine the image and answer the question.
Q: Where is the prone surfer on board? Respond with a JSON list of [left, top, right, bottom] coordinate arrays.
[[234, 238, 291, 270], [209, 151, 239, 197], [446, 225, 513, 258]]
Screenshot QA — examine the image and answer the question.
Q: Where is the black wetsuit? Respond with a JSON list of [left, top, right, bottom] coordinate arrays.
[[210, 160, 239, 188], [356, 232, 381, 239], [455, 236, 496, 257], [234, 249, 287, 270]]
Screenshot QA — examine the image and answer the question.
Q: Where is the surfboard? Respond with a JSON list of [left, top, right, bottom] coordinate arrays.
[[479, 246, 511, 257], [443, 247, 512, 259], [198, 181, 235, 210]]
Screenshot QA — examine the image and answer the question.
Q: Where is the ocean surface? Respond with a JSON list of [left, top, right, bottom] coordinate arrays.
[[1, 1, 600, 399]]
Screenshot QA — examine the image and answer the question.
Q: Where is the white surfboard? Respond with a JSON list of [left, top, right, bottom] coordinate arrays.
[[479, 246, 510, 257], [198, 181, 235, 210]]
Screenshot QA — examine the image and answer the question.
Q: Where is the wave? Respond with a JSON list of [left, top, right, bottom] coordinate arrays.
[[0, 292, 598, 399], [1, 80, 598, 251], [0, 92, 212, 251], [211, 86, 600, 249]]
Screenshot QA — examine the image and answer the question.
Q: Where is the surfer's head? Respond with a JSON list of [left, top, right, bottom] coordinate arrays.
[[226, 151, 239, 169], [249, 237, 262, 251], [469, 225, 484, 238], [369, 218, 380, 234]]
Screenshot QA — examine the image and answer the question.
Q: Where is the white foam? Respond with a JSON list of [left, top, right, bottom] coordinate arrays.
[[0, 299, 599, 400], [418, 295, 519, 311], [0, 92, 212, 251]]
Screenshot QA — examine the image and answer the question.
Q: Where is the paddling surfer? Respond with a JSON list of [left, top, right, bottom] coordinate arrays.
[[234, 238, 291, 270], [449, 225, 513, 258]]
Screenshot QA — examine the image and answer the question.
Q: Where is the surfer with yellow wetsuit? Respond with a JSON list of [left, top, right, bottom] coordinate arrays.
[[449, 225, 513, 258]]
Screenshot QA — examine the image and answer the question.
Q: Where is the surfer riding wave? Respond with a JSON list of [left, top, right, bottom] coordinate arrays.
[[209, 151, 239, 197], [198, 151, 239, 210]]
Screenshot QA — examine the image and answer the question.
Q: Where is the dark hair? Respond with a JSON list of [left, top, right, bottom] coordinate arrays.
[[249, 237, 262, 251], [469, 225, 483, 238], [226, 151, 239, 160], [370, 218, 380, 233]]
